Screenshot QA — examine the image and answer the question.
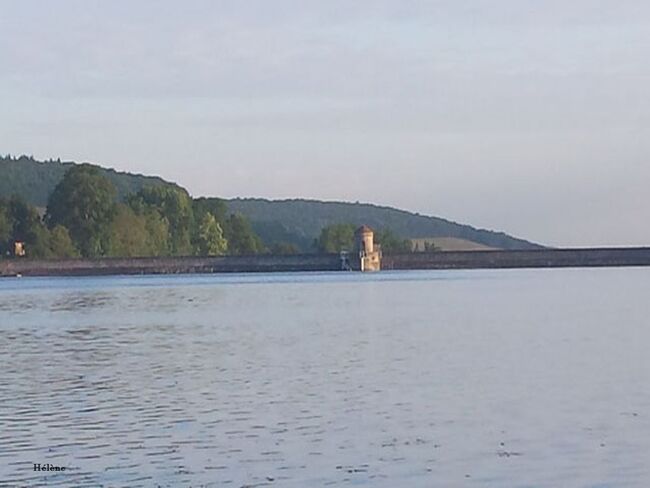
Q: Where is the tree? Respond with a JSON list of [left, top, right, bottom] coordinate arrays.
[[0, 196, 81, 259], [375, 228, 412, 253], [45, 165, 117, 256], [196, 213, 227, 256], [0, 204, 12, 253], [424, 241, 439, 253], [142, 209, 170, 256], [26, 225, 54, 258], [192, 197, 227, 223], [8, 196, 43, 244], [224, 213, 264, 255], [107, 204, 171, 257], [107, 204, 153, 257], [0, 196, 52, 258], [270, 242, 300, 255], [128, 186, 193, 255], [315, 223, 355, 253], [48, 225, 80, 258]]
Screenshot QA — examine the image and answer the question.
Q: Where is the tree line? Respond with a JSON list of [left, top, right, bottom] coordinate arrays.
[[0, 165, 264, 258], [314, 223, 413, 254], [0, 164, 418, 259]]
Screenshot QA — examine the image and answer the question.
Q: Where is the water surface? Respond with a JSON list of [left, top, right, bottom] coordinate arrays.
[[1, 269, 650, 487]]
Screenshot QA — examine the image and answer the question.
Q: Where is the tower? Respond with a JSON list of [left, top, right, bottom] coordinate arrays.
[[354, 225, 381, 271], [355, 225, 374, 254]]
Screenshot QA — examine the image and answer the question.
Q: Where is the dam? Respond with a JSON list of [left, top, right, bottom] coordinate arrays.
[[2, 247, 650, 277]]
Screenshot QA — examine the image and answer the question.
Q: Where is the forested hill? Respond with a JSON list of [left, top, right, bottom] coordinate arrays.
[[226, 198, 543, 251], [0, 155, 177, 206], [0, 155, 543, 250]]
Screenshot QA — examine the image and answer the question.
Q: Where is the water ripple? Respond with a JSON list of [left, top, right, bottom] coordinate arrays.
[[2, 270, 650, 486]]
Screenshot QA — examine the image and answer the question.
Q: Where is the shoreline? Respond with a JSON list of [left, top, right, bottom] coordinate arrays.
[[2, 247, 650, 277]]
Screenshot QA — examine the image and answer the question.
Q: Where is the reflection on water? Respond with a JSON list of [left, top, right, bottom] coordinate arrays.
[[1, 269, 650, 487]]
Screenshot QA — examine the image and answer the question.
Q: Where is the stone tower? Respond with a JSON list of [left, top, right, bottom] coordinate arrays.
[[354, 225, 381, 271]]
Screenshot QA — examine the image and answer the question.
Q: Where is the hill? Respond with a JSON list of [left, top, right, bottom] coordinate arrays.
[[226, 198, 543, 251], [0, 155, 178, 207], [411, 237, 498, 252], [0, 155, 544, 251]]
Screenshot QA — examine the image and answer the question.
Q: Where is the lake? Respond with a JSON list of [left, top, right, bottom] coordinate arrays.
[[1, 268, 650, 487]]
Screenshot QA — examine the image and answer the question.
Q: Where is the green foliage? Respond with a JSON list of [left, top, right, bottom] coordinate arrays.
[[122, 187, 263, 257], [0, 196, 79, 258], [227, 198, 544, 251], [7, 196, 44, 244], [224, 213, 265, 255], [141, 209, 171, 256], [192, 197, 228, 223], [1, 156, 543, 252], [128, 186, 193, 255], [192, 198, 229, 255], [47, 225, 80, 258], [250, 220, 313, 253], [0, 196, 50, 258], [0, 154, 178, 207], [26, 224, 55, 258], [270, 242, 300, 255], [315, 224, 410, 254], [0, 206, 11, 245], [108, 205, 158, 257], [316, 223, 356, 253], [45, 165, 117, 257], [196, 213, 228, 256], [375, 228, 412, 253], [0, 161, 271, 259]]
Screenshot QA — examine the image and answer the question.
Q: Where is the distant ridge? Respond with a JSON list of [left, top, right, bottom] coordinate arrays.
[[412, 237, 498, 252], [226, 198, 544, 251], [0, 155, 544, 250], [0, 155, 178, 207]]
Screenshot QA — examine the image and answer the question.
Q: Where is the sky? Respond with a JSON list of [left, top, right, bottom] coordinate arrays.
[[1, 0, 649, 247]]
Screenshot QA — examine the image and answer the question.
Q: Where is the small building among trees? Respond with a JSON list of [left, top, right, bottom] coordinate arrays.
[[14, 241, 25, 257]]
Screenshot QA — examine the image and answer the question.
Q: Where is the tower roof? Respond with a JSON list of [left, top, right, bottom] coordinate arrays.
[[355, 225, 374, 235]]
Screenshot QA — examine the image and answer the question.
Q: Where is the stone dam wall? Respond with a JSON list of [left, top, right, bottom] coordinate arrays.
[[383, 247, 650, 270], [0, 254, 343, 277], [2, 248, 650, 277]]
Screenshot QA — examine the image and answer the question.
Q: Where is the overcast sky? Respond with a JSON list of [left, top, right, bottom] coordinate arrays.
[[1, 0, 649, 247]]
